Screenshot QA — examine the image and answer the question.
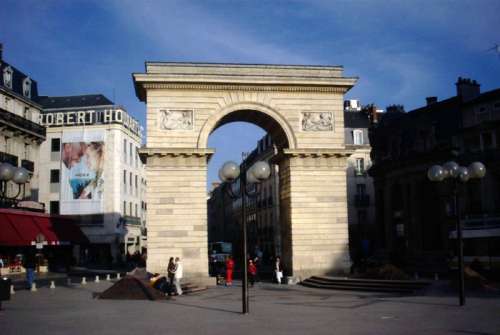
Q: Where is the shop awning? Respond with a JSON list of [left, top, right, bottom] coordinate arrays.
[[0, 208, 89, 246]]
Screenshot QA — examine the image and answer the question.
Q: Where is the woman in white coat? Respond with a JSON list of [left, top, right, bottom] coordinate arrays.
[[174, 257, 183, 295]]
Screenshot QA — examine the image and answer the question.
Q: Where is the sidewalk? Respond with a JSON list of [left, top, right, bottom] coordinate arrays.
[[2, 280, 500, 335]]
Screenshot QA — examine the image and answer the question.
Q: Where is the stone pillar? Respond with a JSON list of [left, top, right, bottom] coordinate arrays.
[[279, 150, 352, 280], [143, 149, 215, 285]]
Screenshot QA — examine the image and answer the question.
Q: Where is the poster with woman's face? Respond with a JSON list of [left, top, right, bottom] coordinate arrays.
[[60, 130, 105, 215]]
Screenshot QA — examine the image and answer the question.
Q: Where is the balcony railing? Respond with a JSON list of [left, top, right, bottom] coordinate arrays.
[[354, 169, 367, 177], [462, 214, 500, 230], [0, 108, 46, 140], [122, 215, 141, 226], [21, 159, 34, 172], [0, 151, 18, 166], [354, 194, 370, 207]]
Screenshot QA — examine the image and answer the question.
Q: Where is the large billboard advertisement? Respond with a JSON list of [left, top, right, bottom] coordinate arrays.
[[60, 130, 105, 214]]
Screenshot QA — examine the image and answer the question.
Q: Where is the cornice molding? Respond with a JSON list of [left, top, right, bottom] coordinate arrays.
[[141, 82, 351, 93]]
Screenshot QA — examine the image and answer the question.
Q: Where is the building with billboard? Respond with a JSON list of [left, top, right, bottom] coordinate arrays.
[[38, 94, 146, 264]]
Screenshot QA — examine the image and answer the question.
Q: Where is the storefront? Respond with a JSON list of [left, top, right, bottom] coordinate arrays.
[[0, 208, 88, 275]]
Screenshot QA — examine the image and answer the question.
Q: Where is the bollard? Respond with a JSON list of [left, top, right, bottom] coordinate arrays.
[[10, 285, 15, 295], [95, 275, 100, 283], [31, 282, 37, 292], [434, 273, 439, 281], [81, 277, 87, 285], [50, 281, 56, 289], [116, 273, 121, 280], [106, 274, 111, 281], [67, 278, 72, 286], [414, 272, 419, 280]]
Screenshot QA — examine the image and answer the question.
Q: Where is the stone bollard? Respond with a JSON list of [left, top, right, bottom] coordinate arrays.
[[434, 273, 439, 281], [67, 278, 72, 286], [81, 277, 87, 285], [50, 281, 56, 289], [10, 285, 15, 295], [95, 275, 100, 283], [31, 282, 37, 292], [106, 274, 111, 281], [116, 273, 121, 280]]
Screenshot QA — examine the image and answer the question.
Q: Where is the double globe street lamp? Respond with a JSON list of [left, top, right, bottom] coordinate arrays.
[[427, 161, 486, 306], [0, 162, 31, 207], [219, 159, 271, 314]]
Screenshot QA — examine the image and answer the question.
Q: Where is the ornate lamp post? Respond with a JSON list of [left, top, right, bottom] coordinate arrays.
[[427, 161, 486, 306], [219, 159, 271, 314], [0, 162, 31, 208]]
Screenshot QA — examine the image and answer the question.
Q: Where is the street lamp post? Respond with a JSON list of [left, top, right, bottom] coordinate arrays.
[[427, 161, 486, 306], [0, 162, 31, 208], [219, 159, 271, 314]]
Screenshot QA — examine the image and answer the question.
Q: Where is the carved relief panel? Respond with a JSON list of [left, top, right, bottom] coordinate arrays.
[[159, 109, 194, 130], [301, 112, 334, 131]]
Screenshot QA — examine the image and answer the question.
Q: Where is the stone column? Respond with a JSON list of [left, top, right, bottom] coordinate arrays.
[[279, 150, 352, 280], [142, 148, 215, 286]]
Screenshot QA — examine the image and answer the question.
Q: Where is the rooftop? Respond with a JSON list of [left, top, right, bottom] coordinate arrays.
[[37, 94, 114, 110]]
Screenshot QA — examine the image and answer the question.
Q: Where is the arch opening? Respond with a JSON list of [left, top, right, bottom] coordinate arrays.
[[197, 102, 297, 151]]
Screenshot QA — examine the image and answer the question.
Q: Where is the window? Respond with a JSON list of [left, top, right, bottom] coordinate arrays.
[[50, 169, 60, 183], [476, 106, 491, 123], [130, 172, 133, 187], [135, 147, 139, 167], [22, 77, 32, 98], [3, 66, 13, 89], [355, 158, 365, 175], [23, 107, 30, 119], [123, 201, 126, 215], [129, 202, 132, 216], [24, 143, 30, 160], [481, 132, 496, 150], [135, 175, 138, 190], [129, 143, 133, 165], [356, 183, 366, 195], [51, 138, 61, 152], [123, 139, 127, 163], [353, 129, 364, 145], [123, 170, 127, 193], [357, 210, 367, 224], [50, 201, 60, 215], [135, 204, 138, 217]]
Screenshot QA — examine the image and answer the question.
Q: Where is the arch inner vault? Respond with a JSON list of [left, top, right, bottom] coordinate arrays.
[[133, 62, 357, 284]]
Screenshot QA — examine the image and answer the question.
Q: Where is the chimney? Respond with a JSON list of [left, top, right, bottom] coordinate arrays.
[[363, 104, 379, 124], [386, 105, 405, 113], [456, 77, 480, 102], [426, 97, 438, 106]]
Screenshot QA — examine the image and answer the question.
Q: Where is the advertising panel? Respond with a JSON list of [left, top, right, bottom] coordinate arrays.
[[60, 130, 105, 214]]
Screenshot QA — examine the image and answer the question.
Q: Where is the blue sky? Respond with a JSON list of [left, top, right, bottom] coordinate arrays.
[[2, 0, 499, 187]]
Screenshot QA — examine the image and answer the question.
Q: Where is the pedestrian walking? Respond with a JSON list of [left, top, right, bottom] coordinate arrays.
[[167, 257, 176, 287], [225, 255, 234, 286], [275, 256, 283, 284], [174, 257, 183, 295], [248, 259, 257, 287], [23, 251, 37, 289]]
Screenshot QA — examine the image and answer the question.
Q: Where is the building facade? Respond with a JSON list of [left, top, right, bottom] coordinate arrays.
[[0, 45, 46, 205], [369, 78, 500, 272], [344, 100, 378, 262], [37, 95, 146, 264]]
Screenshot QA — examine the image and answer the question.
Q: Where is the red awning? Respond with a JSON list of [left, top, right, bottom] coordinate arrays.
[[0, 209, 88, 246]]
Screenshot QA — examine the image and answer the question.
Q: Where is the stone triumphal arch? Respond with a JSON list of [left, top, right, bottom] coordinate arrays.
[[133, 62, 357, 284]]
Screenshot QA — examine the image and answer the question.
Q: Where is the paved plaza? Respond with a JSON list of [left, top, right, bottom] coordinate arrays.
[[1, 280, 500, 335]]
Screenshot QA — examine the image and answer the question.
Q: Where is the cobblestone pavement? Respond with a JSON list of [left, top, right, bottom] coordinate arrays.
[[1, 280, 500, 335]]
